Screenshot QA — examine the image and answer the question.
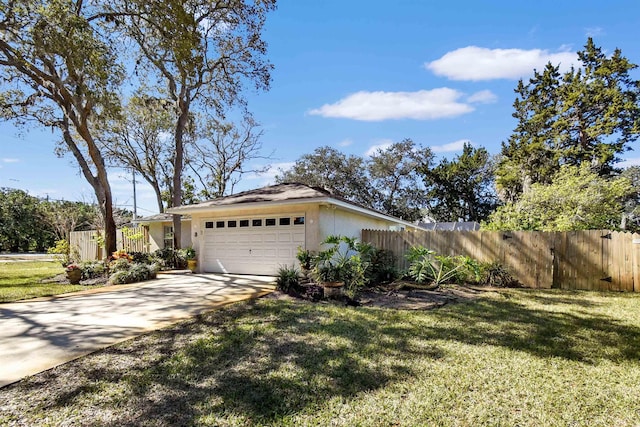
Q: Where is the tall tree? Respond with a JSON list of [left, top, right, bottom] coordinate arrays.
[[0, 0, 123, 253], [188, 117, 270, 199], [275, 146, 373, 207], [496, 38, 640, 202], [368, 139, 432, 221], [104, 92, 176, 213], [422, 143, 498, 222], [112, 0, 276, 248], [0, 188, 51, 252]]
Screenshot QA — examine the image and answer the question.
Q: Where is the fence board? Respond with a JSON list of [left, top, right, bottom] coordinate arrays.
[[70, 226, 150, 262], [363, 229, 640, 292]]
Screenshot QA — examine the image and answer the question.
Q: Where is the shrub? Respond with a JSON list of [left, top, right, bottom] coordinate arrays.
[[79, 261, 106, 280], [129, 251, 154, 264], [365, 248, 398, 285], [108, 262, 157, 285], [405, 246, 480, 287], [312, 235, 370, 297], [152, 248, 186, 270], [110, 257, 131, 273], [276, 265, 300, 293], [478, 262, 520, 288]]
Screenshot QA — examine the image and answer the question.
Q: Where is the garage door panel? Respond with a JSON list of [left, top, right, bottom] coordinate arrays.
[[202, 214, 305, 275]]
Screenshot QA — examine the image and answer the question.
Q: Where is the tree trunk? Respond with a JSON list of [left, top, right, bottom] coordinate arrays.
[[62, 116, 117, 255], [172, 96, 190, 250]]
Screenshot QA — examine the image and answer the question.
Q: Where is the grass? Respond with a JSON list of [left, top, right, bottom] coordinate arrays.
[[1, 289, 640, 426], [0, 261, 90, 302]]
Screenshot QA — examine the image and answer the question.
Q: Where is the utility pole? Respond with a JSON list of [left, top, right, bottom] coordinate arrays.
[[132, 169, 138, 224]]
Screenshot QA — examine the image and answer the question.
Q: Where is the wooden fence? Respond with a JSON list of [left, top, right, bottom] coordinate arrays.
[[70, 227, 150, 261], [362, 229, 640, 292]]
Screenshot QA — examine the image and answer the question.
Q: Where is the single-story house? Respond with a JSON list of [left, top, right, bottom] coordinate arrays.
[[135, 213, 192, 252], [165, 183, 421, 275], [418, 221, 481, 231]]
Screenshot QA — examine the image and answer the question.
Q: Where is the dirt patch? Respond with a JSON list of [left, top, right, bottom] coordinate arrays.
[[265, 282, 499, 311], [40, 273, 109, 286]]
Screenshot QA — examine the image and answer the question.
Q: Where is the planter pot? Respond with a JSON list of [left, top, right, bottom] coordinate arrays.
[[322, 281, 344, 299], [187, 259, 197, 273], [66, 269, 82, 284]]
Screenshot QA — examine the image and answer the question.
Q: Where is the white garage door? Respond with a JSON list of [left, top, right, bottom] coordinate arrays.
[[201, 214, 306, 275]]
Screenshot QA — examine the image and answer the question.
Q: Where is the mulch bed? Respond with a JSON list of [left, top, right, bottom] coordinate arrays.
[[266, 281, 498, 310]]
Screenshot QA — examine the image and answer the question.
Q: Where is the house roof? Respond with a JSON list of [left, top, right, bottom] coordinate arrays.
[[135, 213, 192, 223], [418, 221, 481, 231], [166, 183, 419, 230]]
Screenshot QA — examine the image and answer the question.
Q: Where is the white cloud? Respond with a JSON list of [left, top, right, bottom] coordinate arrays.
[[618, 157, 640, 168], [364, 140, 394, 157], [2, 158, 19, 163], [431, 139, 472, 153], [467, 90, 498, 104], [339, 138, 354, 147], [585, 27, 604, 37], [426, 46, 577, 81], [309, 88, 474, 121]]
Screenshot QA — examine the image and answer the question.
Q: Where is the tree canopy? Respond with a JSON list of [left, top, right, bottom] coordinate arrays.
[[496, 38, 640, 202], [485, 164, 633, 231]]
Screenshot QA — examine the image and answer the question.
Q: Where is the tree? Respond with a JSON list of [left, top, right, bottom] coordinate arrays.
[[0, 0, 123, 254], [0, 188, 51, 252], [188, 117, 270, 199], [496, 38, 640, 201], [485, 164, 633, 231], [422, 143, 498, 222], [103, 92, 176, 213], [112, 0, 276, 248], [275, 146, 373, 207], [368, 139, 432, 221], [40, 200, 98, 242], [621, 166, 640, 231]]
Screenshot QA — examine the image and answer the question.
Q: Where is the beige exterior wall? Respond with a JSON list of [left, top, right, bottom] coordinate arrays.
[[318, 205, 398, 246], [147, 221, 192, 252]]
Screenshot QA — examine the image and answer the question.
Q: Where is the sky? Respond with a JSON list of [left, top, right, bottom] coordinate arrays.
[[1, 0, 640, 216]]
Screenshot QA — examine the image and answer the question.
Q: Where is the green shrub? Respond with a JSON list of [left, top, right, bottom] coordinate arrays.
[[276, 265, 300, 293], [129, 251, 154, 264], [152, 248, 186, 270], [365, 248, 398, 285], [110, 257, 131, 273], [79, 261, 106, 280], [312, 235, 370, 297], [405, 246, 480, 287], [108, 262, 157, 285]]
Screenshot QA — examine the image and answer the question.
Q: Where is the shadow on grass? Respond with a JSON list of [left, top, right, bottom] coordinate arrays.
[[3, 291, 640, 426], [106, 301, 436, 425], [426, 292, 640, 363]]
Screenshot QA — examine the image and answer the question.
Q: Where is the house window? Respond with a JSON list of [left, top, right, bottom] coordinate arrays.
[[216, 221, 225, 228], [279, 217, 291, 226], [265, 218, 276, 226], [205, 221, 214, 229], [252, 219, 262, 227], [294, 216, 305, 225], [163, 226, 174, 249], [228, 220, 237, 228], [239, 220, 249, 227]]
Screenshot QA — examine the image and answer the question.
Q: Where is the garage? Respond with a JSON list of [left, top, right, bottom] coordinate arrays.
[[201, 213, 306, 275]]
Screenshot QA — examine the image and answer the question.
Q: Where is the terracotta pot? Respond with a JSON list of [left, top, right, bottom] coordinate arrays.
[[322, 281, 344, 299], [66, 269, 82, 284], [187, 259, 197, 273]]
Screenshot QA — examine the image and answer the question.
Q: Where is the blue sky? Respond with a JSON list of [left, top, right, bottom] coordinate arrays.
[[1, 0, 639, 215]]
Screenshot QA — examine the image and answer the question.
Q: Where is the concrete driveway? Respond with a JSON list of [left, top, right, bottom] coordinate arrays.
[[0, 273, 275, 387]]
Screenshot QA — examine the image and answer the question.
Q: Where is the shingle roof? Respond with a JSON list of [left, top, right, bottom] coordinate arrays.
[[168, 183, 331, 212], [418, 221, 480, 231], [135, 213, 191, 223]]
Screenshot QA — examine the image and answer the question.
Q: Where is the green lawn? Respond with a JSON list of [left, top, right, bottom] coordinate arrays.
[[1, 289, 640, 426], [0, 261, 89, 302]]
